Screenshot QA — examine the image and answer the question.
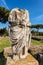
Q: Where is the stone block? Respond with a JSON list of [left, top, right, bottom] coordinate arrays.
[[13, 55, 19, 62], [6, 53, 39, 65], [4, 47, 12, 58]]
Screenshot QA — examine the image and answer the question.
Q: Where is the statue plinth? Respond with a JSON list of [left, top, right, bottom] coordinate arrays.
[[6, 53, 39, 65]]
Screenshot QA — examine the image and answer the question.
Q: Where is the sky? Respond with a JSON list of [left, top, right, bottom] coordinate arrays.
[[0, 0, 43, 29]]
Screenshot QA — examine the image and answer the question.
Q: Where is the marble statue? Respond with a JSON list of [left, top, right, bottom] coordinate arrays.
[[8, 8, 31, 59]]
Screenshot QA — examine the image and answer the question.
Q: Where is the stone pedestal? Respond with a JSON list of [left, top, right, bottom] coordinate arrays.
[[6, 53, 39, 65]]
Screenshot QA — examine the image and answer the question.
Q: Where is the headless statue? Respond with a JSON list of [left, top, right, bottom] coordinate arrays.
[[8, 8, 31, 59]]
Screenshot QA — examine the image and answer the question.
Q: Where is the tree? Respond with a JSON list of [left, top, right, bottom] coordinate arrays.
[[31, 24, 43, 29], [0, 28, 8, 36], [31, 24, 43, 36], [0, 7, 10, 23]]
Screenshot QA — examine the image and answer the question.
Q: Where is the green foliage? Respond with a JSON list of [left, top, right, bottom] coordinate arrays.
[[31, 24, 43, 36], [39, 32, 43, 36], [0, 7, 10, 23], [31, 24, 43, 28], [31, 30, 43, 36], [0, 28, 9, 36]]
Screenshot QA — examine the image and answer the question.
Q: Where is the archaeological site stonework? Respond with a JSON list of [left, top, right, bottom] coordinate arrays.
[[4, 8, 39, 65]]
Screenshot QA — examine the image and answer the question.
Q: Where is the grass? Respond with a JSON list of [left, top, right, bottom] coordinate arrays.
[[0, 37, 11, 52], [32, 39, 43, 45]]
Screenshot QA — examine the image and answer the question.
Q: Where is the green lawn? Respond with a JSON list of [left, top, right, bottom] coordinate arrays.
[[0, 37, 11, 52], [0, 37, 43, 52], [32, 39, 43, 45]]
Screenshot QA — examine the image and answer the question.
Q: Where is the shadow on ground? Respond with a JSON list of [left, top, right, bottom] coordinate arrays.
[[0, 51, 6, 65], [39, 56, 43, 65]]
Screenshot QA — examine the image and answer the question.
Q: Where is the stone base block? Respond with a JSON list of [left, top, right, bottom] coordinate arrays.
[[6, 53, 39, 65], [13, 55, 19, 62]]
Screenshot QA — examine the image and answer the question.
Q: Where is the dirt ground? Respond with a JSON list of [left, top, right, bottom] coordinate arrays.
[[0, 36, 4, 40]]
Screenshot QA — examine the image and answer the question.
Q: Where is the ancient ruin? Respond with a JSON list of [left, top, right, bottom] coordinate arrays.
[[8, 8, 31, 59]]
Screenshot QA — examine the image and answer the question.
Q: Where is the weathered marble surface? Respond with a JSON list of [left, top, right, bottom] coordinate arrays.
[[8, 8, 31, 59]]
